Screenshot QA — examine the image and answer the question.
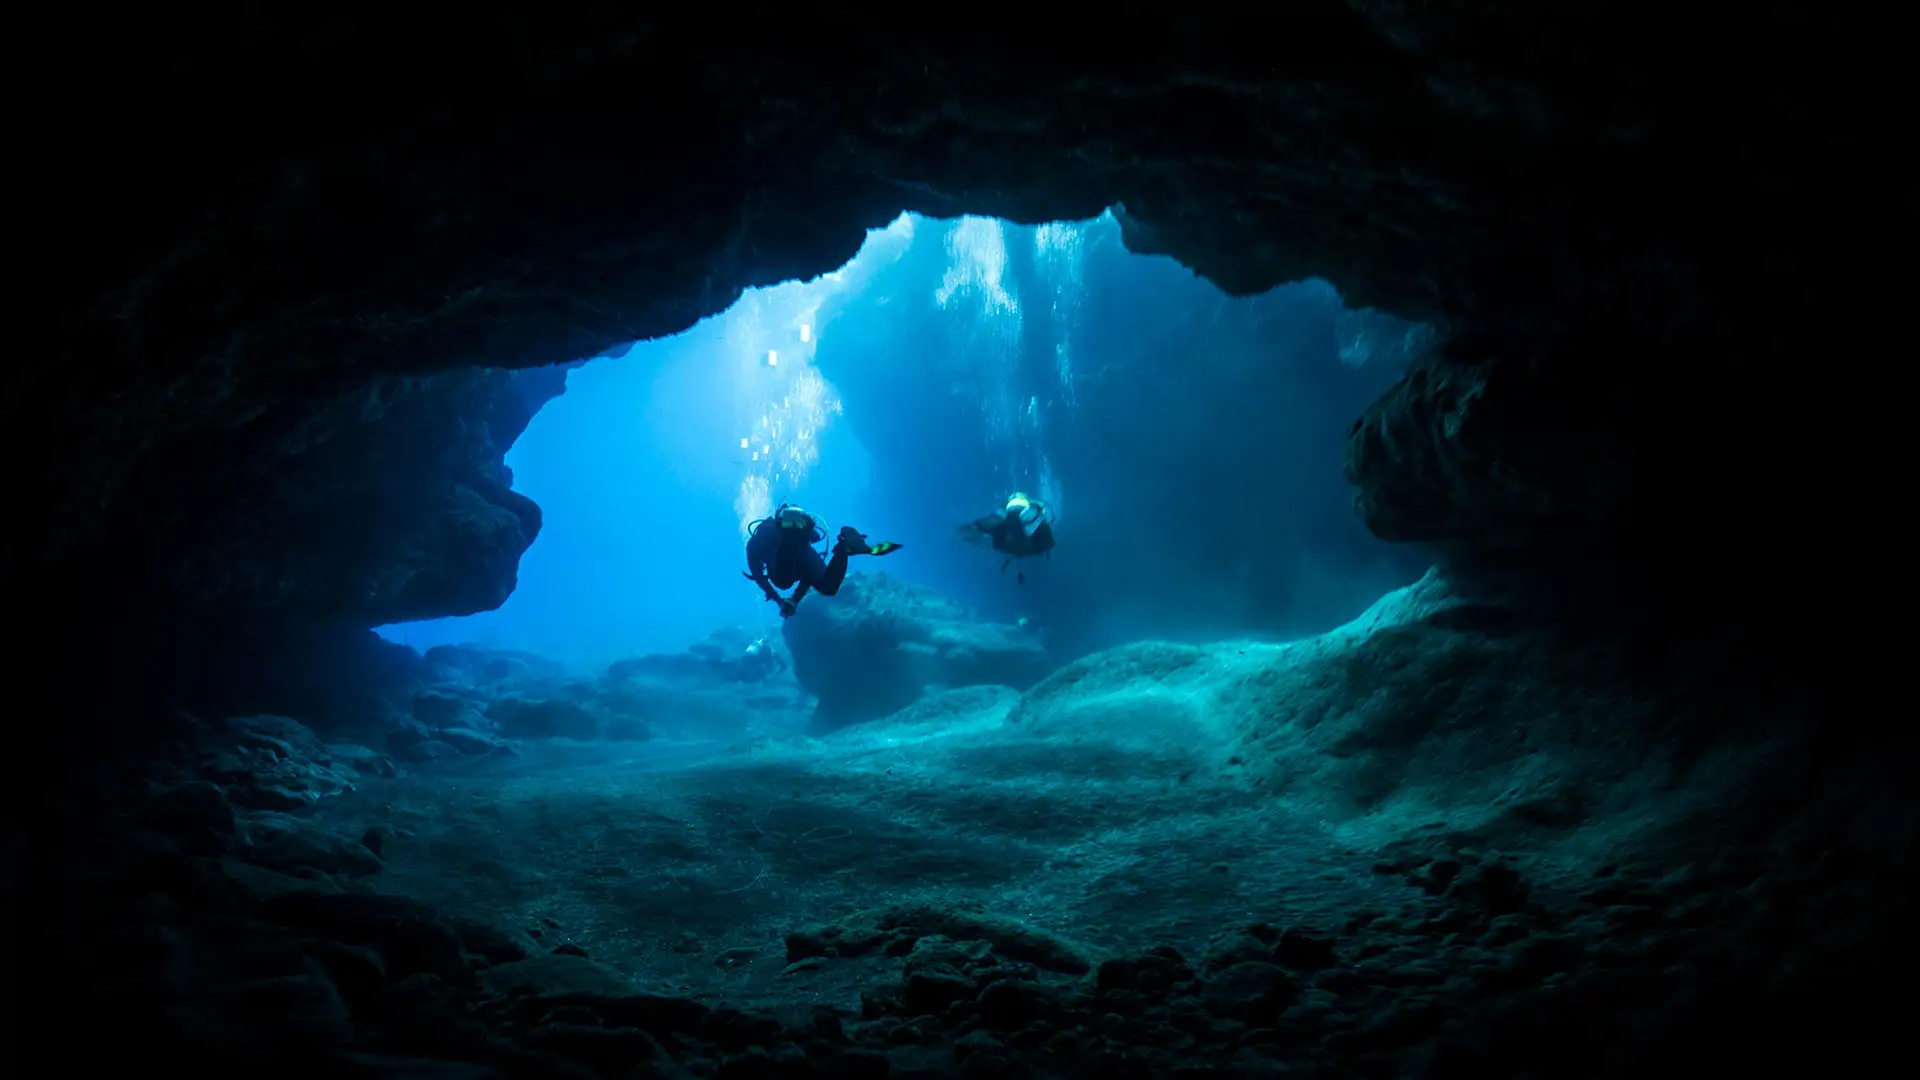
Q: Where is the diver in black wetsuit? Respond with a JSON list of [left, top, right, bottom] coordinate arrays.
[[742, 504, 900, 617], [957, 491, 1055, 584], [736, 636, 786, 681]]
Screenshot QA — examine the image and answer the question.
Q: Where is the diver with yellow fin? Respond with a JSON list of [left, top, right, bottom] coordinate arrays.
[[957, 491, 1054, 584], [743, 503, 901, 617]]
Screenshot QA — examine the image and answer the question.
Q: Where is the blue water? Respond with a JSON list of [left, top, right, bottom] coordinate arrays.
[[380, 211, 1428, 670]]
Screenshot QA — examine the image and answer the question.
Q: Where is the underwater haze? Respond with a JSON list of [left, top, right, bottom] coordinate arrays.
[[378, 212, 1431, 670]]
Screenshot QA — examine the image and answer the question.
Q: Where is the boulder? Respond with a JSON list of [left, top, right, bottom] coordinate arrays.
[[783, 573, 1052, 729], [237, 811, 386, 879], [200, 715, 391, 811], [606, 652, 713, 681], [486, 695, 601, 741], [606, 624, 787, 687], [687, 624, 758, 662], [401, 739, 464, 763], [592, 678, 750, 742], [437, 727, 502, 755], [423, 644, 566, 691], [411, 691, 477, 729]]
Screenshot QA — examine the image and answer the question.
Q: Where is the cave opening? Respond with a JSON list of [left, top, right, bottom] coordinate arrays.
[[378, 210, 1433, 677]]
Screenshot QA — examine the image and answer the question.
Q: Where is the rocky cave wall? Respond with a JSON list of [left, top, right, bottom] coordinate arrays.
[[27, 362, 578, 743], [21, 4, 1883, 723]]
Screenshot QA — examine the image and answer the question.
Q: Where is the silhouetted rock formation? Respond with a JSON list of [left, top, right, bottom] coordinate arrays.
[[19, 5, 1882, 638], [784, 573, 1052, 729]]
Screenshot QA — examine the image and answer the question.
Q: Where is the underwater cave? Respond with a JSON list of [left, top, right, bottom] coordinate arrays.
[[377, 212, 1431, 671], [17, 7, 1902, 1079]]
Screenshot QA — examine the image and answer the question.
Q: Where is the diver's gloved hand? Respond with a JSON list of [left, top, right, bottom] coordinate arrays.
[[778, 599, 798, 618]]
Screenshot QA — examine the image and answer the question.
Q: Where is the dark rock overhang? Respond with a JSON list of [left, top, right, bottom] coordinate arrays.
[[17, 3, 1886, 631]]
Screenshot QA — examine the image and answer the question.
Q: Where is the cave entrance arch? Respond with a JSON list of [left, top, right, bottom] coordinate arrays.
[[379, 210, 1431, 671]]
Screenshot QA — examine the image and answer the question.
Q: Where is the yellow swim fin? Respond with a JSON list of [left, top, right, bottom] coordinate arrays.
[[868, 541, 903, 556]]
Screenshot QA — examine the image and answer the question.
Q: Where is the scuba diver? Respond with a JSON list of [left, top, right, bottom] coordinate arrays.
[[743, 503, 901, 617], [736, 636, 787, 682], [957, 491, 1055, 584]]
